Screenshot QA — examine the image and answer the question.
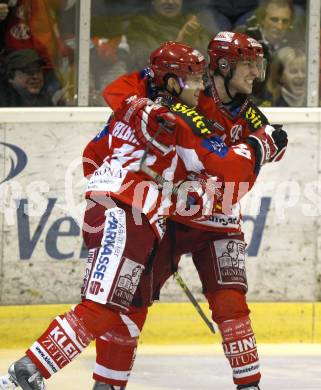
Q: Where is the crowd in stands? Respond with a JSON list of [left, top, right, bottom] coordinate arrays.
[[0, 0, 76, 106], [0, 0, 309, 107]]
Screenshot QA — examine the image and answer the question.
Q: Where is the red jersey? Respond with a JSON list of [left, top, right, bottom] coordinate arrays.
[[84, 70, 264, 235], [86, 100, 257, 238]]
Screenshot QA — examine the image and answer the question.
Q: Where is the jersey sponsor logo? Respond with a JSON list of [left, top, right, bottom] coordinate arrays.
[[92, 211, 119, 282], [92, 164, 123, 179], [207, 215, 238, 226], [201, 136, 229, 157], [244, 105, 268, 131], [0, 142, 28, 184], [111, 257, 144, 308], [89, 281, 101, 295], [223, 335, 257, 355], [214, 239, 247, 287], [170, 102, 213, 136], [112, 121, 139, 144]]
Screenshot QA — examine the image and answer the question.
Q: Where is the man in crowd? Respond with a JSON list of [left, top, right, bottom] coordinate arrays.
[[0, 40, 279, 390], [84, 33, 287, 390], [126, 0, 211, 71], [0, 48, 65, 106], [237, 0, 295, 101], [239, 0, 294, 60]]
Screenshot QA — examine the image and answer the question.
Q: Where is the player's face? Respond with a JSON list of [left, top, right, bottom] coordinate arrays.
[[152, 0, 183, 18], [281, 56, 306, 96], [180, 74, 204, 106], [229, 60, 260, 95], [262, 4, 292, 45]]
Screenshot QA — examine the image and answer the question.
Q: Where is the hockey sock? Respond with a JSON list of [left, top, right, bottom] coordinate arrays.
[[93, 307, 147, 387], [26, 300, 122, 379], [219, 316, 261, 386], [26, 309, 94, 378]]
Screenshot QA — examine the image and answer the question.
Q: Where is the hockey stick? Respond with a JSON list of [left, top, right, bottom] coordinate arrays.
[[173, 271, 216, 334]]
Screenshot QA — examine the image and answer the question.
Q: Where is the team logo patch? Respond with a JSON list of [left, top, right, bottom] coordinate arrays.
[[214, 239, 247, 287], [230, 124, 243, 142], [201, 136, 229, 157]]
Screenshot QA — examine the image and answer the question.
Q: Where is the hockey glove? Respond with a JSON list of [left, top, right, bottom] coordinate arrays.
[[119, 96, 177, 155], [175, 171, 223, 219], [246, 124, 288, 173]]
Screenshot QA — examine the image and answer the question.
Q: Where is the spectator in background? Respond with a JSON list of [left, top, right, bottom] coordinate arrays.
[[125, 0, 211, 71], [90, 0, 132, 105], [0, 48, 66, 106], [196, 0, 259, 35], [0, 1, 11, 54], [238, 0, 295, 61], [1, 0, 75, 105], [0, 1, 9, 20], [260, 46, 306, 107], [237, 0, 297, 102]]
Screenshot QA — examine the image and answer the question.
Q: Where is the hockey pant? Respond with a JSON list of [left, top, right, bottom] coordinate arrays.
[[25, 200, 156, 380], [94, 224, 261, 387]]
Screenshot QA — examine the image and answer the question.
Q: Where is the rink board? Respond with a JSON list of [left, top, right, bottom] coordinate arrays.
[[0, 302, 320, 347], [0, 108, 320, 306]]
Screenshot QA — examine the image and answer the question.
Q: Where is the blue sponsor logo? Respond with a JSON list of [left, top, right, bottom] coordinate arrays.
[[201, 136, 229, 157], [0, 142, 27, 184]]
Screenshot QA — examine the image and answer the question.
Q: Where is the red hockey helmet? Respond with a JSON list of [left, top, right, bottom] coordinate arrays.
[[149, 41, 206, 87], [208, 31, 266, 81]]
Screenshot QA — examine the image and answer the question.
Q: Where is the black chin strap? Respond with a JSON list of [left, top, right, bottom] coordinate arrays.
[[224, 75, 234, 100]]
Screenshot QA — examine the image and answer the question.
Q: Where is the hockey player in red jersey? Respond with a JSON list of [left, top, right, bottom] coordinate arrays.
[[0, 41, 282, 390], [88, 34, 288, 390]]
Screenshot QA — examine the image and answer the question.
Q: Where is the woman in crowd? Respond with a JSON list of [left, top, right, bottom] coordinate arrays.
[[260, 46, 306, 107]]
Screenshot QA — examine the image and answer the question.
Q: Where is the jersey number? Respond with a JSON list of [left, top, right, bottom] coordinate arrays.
[[233, 144, 252, 160]]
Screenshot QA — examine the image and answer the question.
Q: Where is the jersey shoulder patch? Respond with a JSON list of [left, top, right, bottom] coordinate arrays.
[[169, 102, 215, 137], [242, 101, 269, 131], [201, 135, 229, 158]]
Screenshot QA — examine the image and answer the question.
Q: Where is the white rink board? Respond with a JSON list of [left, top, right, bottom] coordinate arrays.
[[0, 109, 320, 304]]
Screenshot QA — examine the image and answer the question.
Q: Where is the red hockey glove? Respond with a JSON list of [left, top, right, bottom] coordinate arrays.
[[246, 124, 288, 173], [118, 96, 177, 155], [174, 171, 223, 219]]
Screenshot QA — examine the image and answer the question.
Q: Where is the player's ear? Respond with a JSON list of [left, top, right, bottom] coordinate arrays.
[[166, 76, 179, 93]]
